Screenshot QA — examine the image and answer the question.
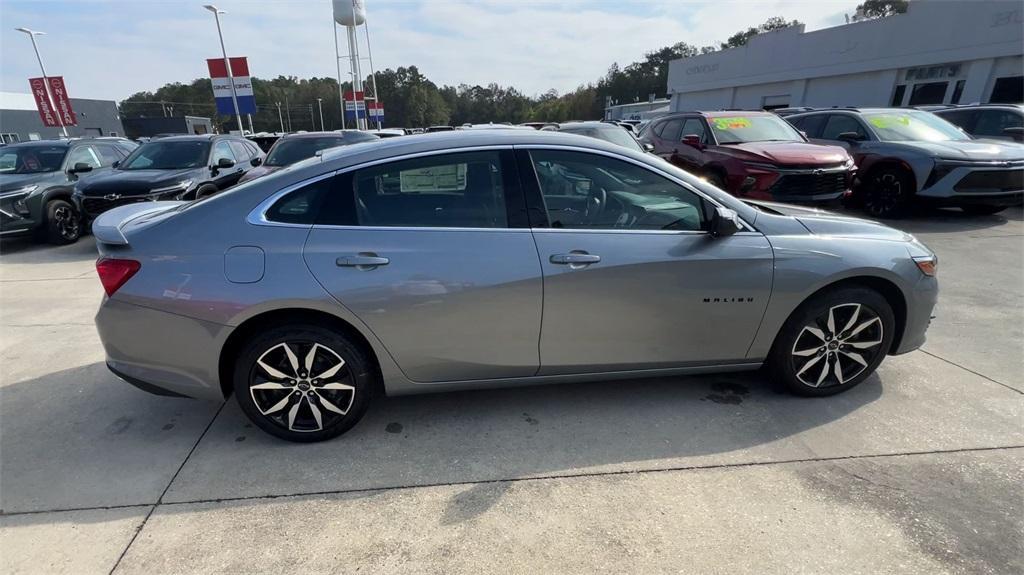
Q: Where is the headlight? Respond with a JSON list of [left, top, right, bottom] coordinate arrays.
[[745, 162, 777, 171], [913, 255, 937, 277], [843, 157, 856, 169], [149, 180, 193, 194], [0, 185, 38, 200]]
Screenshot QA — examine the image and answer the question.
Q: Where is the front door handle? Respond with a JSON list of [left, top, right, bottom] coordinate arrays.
[[336, 253, 390, 269], [550, 252, 600, 266]]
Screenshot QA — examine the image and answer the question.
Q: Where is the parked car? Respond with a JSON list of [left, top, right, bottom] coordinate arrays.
[[639, 111, 856, 204], [0, 139, 132, 244], [426, 125, 454, 132], [247, 132, 284, 153], [238, 131, 379, 184], [772, 107, 816, 117], [558, 121, 649, 153], [90, 130, 937, 442], [604, 120, 638, 135], [73, 134, 265, 221], [786, 108, 1024, 217], [367, 128, 406, 138], [931, 104, 1023, 143]]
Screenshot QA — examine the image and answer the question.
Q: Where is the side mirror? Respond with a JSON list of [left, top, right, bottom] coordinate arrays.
[[111, 160, 120, 169], [250, 156, 262, 167], [70, 162, 94, 173], [642, 142, 655, 153], [681, 134, 703, 149], [215, 157, 235, 169], [837, 131, 864, 143], [710, 206, 742, 237]]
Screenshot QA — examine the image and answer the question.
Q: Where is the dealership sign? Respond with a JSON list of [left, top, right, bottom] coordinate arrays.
[[367, 101, 384, 121], [28, 76, 76, 127], [206, 57, 257, 115]]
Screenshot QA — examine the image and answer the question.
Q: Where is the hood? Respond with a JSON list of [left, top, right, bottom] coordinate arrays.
[[0, 172, 60, 192], [746, 200, 912, 242], [77, 168, 200, 196], [895, 139, 1024, 161], [238, 165, 281, 183], [726, 141, 849, 165]]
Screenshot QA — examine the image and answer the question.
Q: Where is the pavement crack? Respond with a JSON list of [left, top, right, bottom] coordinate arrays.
[[106, 400, 227, 575], [919, 349, 1023, 395]]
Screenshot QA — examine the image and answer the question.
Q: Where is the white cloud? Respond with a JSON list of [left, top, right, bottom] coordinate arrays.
[[0, 0, 855, 101]]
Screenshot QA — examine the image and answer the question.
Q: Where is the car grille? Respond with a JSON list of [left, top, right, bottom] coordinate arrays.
[[767, 171, 847, 197], [82, 196, 148, 217], [953, 169, 1024, 193]]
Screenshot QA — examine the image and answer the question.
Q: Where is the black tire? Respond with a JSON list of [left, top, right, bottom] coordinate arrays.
[[706, 171, 727, 191], [960, 205, 1007, 216], [233, 324, 375, 442], [767, 286, 895, 397], [43, 198, 82, 245], [862, 167, 913, 219], [193, 185, 219, 200]]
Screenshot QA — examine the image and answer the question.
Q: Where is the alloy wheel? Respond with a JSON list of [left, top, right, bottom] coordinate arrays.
[[249, 341, 355, 433], [865, 172, 902, 217], [791, 303, 884, 388], [54, 205, 80, 240]]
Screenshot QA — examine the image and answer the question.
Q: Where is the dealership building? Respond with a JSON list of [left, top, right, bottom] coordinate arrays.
[[666, 0, 1023, 112], [0, 91, 125, 143]]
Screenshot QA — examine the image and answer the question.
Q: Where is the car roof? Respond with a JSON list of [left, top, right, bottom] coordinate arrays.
[[659, 110, 779, 119], [155, 134, 233, 142], [933, 103, 1024, 111], [558, 121, 620, 130], [281, 131, 355, 139]]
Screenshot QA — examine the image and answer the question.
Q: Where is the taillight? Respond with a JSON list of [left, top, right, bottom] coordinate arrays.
[[96, 258, 141, 296]]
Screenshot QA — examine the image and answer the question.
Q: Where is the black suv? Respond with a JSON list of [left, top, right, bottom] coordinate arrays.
[[0, 139, 134, 244], [787, 108, 1024, 217], [931, 104, 1023, 143], [73, 134, 264, 221]]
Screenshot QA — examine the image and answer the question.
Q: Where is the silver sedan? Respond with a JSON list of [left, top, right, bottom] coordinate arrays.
[[91, 130, 938, 442]]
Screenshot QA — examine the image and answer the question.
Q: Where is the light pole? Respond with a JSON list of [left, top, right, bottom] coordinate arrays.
[[15, 27, 68, 138], [317, 98, 324, 131], [275, 101, 284, 133], [203, 5, 244, 134]]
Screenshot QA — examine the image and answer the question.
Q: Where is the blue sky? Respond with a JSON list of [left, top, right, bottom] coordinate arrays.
[[1, 1, 852, 101]]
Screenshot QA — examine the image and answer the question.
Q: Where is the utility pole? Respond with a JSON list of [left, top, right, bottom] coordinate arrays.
[[203, 5, 244, 134], [317, 98, 324, 131], [309, 104, 315, 130], [15, 27, 69, 138], [275, 101, 284, 133], [285, 95, 292, 131]]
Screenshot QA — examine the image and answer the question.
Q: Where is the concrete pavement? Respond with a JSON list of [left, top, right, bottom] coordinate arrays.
[[1, 206, 1021, 574]]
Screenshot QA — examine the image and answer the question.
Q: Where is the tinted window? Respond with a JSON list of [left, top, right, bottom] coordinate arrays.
[[891, 84, 906, 107], [265, 137, 347, 167], [121, 141, 210, 170], [660, 120, 683, 142], [788, 114, 826, 138], [530, 149, 705, 231], [266, 176, 332, 225], [680, 118, 708, 142], [973, 109, 1023, 138], [228, 141, 252, 161], [951, 80, 966, 104], [0, 145, 66, 174], [935, 109, 976, 130], [908, 82, 948, 105], [821, 115, 868, 140], [990, 76, 1023, 104], [353, 151, 507, 228]]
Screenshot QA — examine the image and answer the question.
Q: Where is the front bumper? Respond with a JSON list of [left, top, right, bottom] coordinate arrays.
[[917, 165, 1023, 207], [891, 272, 939, 355], [96, 297, 229, 401], [76, 189, 183, 220], [742, 166, 854, 204]]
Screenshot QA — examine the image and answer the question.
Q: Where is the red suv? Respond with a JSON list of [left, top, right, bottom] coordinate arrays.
[[639, 111, 856, 203]]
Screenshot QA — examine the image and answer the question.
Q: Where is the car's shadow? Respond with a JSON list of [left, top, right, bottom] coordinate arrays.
[[835, 204, 1022, 234], [0, 234, 98, 261]]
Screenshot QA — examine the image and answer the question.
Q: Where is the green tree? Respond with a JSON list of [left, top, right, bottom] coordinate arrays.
[[720, 16, 801, 50], [855, 0, 909, 20]]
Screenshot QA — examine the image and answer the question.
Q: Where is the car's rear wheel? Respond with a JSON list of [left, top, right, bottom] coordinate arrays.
[[768, 286, 895, 396], [862, 167, 913, 219], [233, 324, 374, 442], [43, 198, 82, 245], [960, 204, 1007, 216], [705, 171, 727, 191]]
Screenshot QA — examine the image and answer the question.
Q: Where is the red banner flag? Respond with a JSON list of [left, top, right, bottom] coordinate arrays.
[[28, 77, 59, 127], [46, 76, 77, 126]]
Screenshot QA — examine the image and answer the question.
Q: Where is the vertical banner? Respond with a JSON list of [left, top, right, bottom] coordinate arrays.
[[367, 101, 384, 122], [344, 90, 365, 121], [46, 76, 77, 126], [28, 77, 59, 127], [206, 57, 257, 115]]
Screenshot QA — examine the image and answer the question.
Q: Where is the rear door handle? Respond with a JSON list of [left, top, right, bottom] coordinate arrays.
[[550, 252, 600, 265], [336, 254, 390, 268]]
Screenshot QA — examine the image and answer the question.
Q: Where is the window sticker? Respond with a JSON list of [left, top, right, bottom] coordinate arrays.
[[868, 115, 912, 129], [712, 117, 752, 130]]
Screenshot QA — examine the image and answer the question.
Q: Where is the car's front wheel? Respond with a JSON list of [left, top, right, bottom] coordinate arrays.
[[768, 286, 895, 396], [42, 198, 82, 245], [862, 167, 913, 219], [233, 324, 374, 442]]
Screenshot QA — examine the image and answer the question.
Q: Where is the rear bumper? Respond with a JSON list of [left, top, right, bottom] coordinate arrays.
[[96, 297, 228, 401]]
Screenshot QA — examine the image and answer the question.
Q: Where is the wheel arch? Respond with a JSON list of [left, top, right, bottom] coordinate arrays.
[[218, 307, 383, 399], [859, 157, 919, 193]]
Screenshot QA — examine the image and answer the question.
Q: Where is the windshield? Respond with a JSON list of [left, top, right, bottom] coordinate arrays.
[[265, 137, 348, 167], [0, 145, 67, 174], [562, 127, 644, 152], [708, 115, 803, 144], [120, 141, 210, 170], [863, 111, 970, 142]]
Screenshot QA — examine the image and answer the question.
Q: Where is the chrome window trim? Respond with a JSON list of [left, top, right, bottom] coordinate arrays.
[[248, 143, 758, 234]]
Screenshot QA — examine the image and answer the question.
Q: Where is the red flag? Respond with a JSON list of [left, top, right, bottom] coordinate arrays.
[[28, 77, 59, 127], [46, 76, 77, 126]]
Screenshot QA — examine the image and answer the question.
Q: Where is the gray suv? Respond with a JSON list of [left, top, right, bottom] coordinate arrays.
[[787, 108, 1024, 217], [90, 130, 938, 442]]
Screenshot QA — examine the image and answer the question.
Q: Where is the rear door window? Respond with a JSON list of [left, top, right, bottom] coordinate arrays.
[[821, 115, 869, 140], [229, 140, 252, 161], [788, 114, 826, 138], [212, 141, 236, 164], [659, 120, 683, 142], [680, 118, 708, 143], [973, 110, 1022, 138]]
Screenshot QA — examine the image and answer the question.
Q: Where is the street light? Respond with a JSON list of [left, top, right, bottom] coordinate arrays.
[[15, 27, 68, 138], [203, 4, 244, 134], [317, 98, 324, 131]]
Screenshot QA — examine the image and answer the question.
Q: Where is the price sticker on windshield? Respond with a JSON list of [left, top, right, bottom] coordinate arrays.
[[713, 117, 751, 130], [868, 115, 911, 129]]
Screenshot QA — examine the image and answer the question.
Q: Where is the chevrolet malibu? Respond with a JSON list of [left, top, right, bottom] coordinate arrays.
[[91, 130, 938, 442]]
